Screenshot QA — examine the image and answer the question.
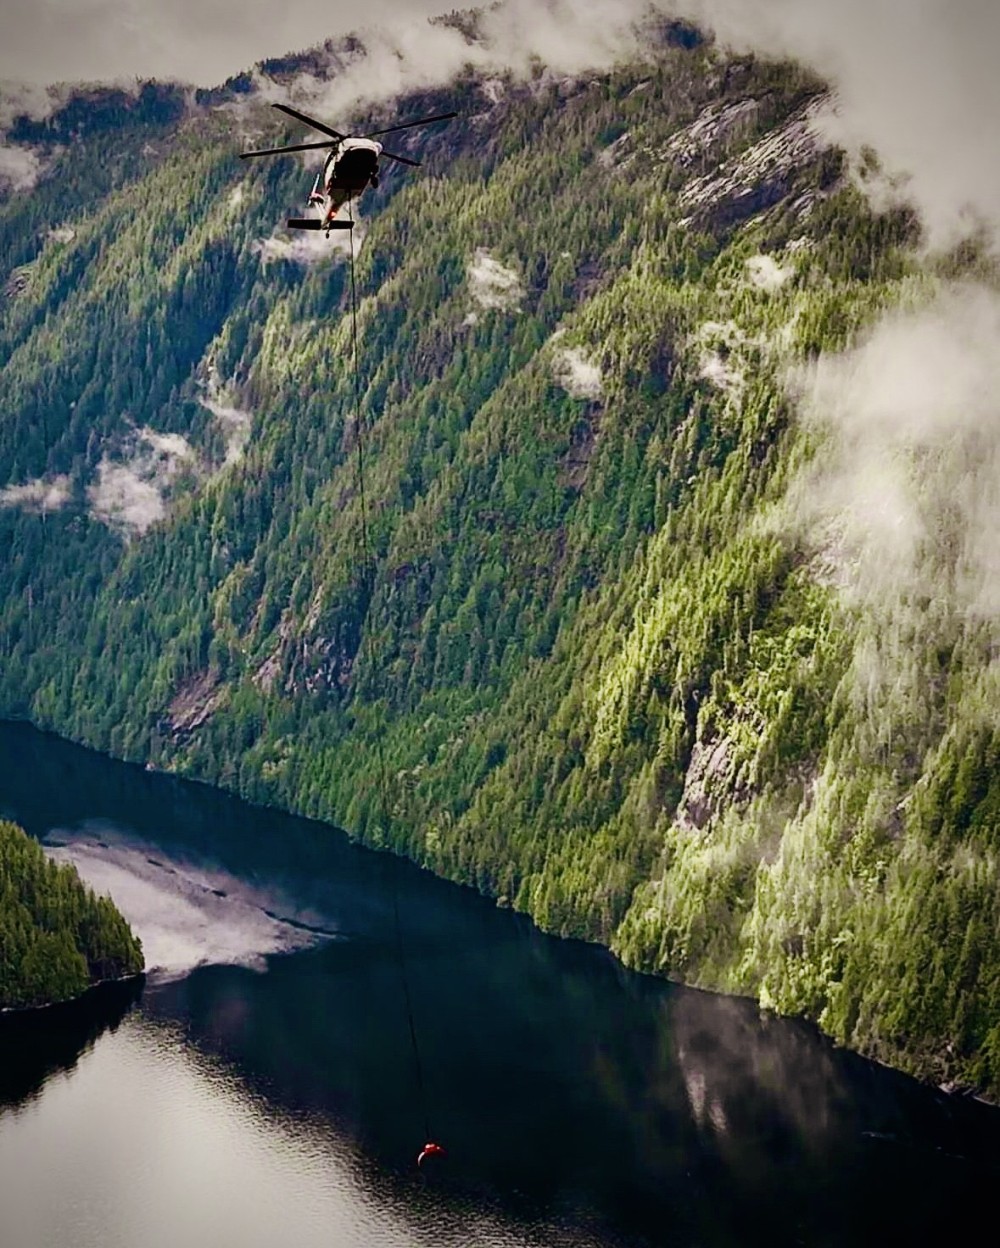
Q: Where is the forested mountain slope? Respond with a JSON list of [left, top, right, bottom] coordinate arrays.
[[2, 24, 998, 1094], [0, 820, 143, 1008]]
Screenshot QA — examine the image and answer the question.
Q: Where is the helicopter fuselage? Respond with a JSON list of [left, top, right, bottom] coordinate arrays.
[[313, 138, 383, 225]]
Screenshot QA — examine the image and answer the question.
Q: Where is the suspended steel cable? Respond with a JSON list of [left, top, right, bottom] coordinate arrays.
[[345, 197, 435, 1152]]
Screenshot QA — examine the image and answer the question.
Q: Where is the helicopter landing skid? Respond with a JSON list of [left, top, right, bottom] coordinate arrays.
[[287, 218, 353, 232]]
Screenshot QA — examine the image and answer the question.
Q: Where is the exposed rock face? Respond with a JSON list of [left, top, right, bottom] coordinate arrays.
[[3, 264, 33, 299], [665, 98, 761, 168], [165, 671, 222, 738], [287, 634, 356, 696], [599, 130, 634, 168], [257, 594, 358, 698], [254, 650, 282, 696], [676, 733, 737, 831], [679, 102, 827, 230], [253, 610, 297, 695], [604, 96, 763, 178], [558, 406, 601, 492]]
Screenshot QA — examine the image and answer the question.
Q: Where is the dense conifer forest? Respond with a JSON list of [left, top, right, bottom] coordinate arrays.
[[0, 820, 143, 1008], [1, 23, 998, 1092]]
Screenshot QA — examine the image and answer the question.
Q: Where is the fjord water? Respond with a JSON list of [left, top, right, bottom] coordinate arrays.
[[1, 722, 999, 1248]]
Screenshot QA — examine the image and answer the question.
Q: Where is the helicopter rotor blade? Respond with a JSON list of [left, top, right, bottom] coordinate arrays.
[[271, 102, 346, 141], [380, 150, 421, 167], [364, 110, 457, 138], [240, 140, 337, 159]]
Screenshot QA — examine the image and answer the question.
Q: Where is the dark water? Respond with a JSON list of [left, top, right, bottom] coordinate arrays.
[[2, 722, 1000, 1248]]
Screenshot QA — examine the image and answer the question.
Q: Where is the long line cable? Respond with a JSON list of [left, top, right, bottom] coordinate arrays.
[[345, 196, 433, 1146]]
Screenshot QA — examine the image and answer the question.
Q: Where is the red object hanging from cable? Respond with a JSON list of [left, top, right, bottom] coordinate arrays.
[[417, 1141, 446, 1168], [343, 199, 442, 1174]]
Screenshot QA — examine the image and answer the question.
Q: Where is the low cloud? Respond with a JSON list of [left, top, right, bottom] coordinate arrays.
[[0, 82, 65, 194], [745, 254, 792, 292], [681, 0, 1000, 249], [252, 214, 359, 265], [3, 2, 997, 250], [89, 462, 166, 534], [291, 0, 996, 252], [228, 1, 653, 109], [198, 376, 252, 466], [0, 80, 62, 128], [0, 144, 43, 191], [88, 427, 195, 536], [695, 320, 748, 396], [699, 350, 739, 393], [467, 248, 523, 314], [786, 283, 1000, 624], [0, 2, 447, 90], [142, 430, 193, 459], [553, 344, 603, 400], [0, 474, 71, 513]]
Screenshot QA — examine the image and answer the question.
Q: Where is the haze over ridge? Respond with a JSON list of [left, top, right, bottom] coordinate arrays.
[[1, 2, 996, 245]]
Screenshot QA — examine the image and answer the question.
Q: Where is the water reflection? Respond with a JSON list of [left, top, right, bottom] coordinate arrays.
[[0, 979, 142, 1112], [138, 892, 1000, 1248], [2, 720, 1000, 1248], [0, 1008, 623, 1248], [46, 829, 334, 977]]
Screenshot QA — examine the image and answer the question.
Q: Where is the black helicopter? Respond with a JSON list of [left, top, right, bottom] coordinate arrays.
[[240, 103, 457, 234]]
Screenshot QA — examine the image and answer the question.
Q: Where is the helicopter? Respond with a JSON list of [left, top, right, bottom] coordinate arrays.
[[240, 103, 457, 234]]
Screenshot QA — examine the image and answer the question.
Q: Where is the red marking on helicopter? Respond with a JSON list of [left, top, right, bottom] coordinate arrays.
[[241, 103, 457, 235]]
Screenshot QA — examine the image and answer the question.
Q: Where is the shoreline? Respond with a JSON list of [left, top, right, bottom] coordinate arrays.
[[0, 972, 146, 1021], [2, 717, 998, 1113]]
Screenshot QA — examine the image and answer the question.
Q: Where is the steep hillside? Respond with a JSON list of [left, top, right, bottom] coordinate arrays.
[[2, 26, 998, 1094], [0, 820, 144, 1008]]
